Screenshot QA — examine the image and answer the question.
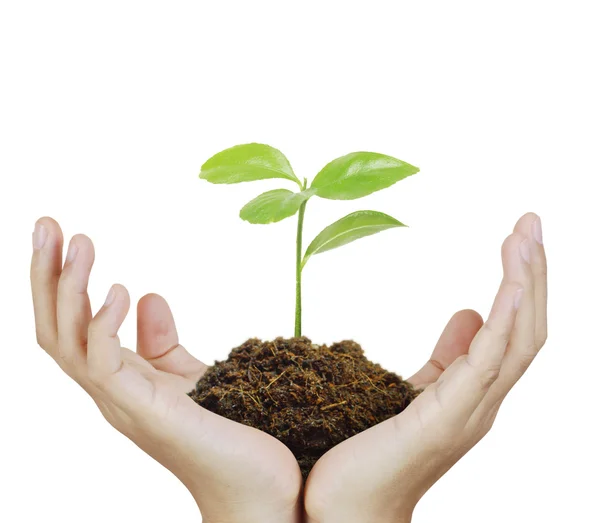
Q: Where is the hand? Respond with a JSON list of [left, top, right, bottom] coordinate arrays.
[[303, 213, 547, 523], [30, 217, 303, 523]]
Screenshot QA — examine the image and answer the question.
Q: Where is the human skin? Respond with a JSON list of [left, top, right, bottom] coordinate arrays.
[[30, 217, 303, 523], [31, 212, 546, 523], [303, 213, 547, 523]]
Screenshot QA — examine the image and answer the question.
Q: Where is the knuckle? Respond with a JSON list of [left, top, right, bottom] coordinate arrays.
[[482, 321, 510, 346], [87, 321, 104, 341], [481, 409, 500, 437], [470, 399, 503, 439], [60, 279, 87, 299], [475, 423, 493, 442], [516, 353, 535, 375], [56, 353, 70, 371], [484, 408, 499, 431], [99, 408, 113, 426], [465, 354, 501, 390], [478, 364, 501, 390], [483, 420, 494, 435], [56, 351, 74, 369], [476, 364, 501, 390], [35, 332, 54, 351], [536, 329, 548, 349], [469, 416, 494, 442], [470, 421, 492, 442], [96, 402, 125, 434], [523, 341, 537, 354]]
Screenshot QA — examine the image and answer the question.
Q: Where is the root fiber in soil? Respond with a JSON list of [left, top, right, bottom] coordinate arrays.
[[188, 337, 420, 479]]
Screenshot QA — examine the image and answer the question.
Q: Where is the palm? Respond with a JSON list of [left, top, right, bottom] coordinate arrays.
[[116, 342, 300, 476], [105, 297, 303, 518], [304, 310, 483, 521]]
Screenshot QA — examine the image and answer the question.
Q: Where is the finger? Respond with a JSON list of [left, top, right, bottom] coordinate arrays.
[[514, 213, 547, 349], [467, 234, 528, 373], [435, 282, 522, 421], [136, 293, 207, 382], [475, 219, 538, 410], [87, 284, 129, 378], [30, 217, 64, 356], [56, 234, 95, 365], [407, 309, 483, 389], [432, 235, 524, 420]]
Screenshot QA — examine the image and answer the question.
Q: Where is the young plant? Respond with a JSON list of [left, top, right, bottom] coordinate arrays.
[[199, 143, 419, 337]]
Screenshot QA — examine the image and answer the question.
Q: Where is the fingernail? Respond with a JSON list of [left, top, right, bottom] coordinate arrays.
[[66, 241, 78, 263], [533, 217, 543, 245], [104, 286, 116, 307], [519, 239, 530, 263], [514, 288, 524, 309], [32, 222, 47, 250]]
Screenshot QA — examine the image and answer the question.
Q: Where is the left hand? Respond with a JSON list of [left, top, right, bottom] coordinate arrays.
[[30, 217, 303, 523], [303, 212, 548, 523]]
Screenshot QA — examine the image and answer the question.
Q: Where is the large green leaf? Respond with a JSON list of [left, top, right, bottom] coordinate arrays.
[[302, 210, 406, 269], [239, 189, 312, 224], [200, 143, 302, 187], [310, 152, 419, 200]]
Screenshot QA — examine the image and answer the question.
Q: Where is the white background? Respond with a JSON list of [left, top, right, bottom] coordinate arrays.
[[1, 1, 598, 522]]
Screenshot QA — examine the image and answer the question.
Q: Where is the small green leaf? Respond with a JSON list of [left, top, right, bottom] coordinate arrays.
[[240, 189, 312, 224], [310, 152, 419, 200], [302, 210, 406, 269], [200, 143, 302, 187]]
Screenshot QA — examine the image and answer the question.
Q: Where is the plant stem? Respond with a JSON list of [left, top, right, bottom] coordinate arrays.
[[295, 178, 308, 337]]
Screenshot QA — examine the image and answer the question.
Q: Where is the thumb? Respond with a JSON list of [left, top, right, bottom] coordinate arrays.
[[407, 309, 483, 389], [136, 293, 207, 382]]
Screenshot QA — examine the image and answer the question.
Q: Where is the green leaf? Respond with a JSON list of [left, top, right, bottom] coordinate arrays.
[[310, 152, 419, 200], [302, 210, 406, 269], [200, 143, 302, 187], [239, 189, 312, 224]]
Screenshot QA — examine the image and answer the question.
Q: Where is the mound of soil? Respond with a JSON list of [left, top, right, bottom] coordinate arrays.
[[188, 337, 420, 478]]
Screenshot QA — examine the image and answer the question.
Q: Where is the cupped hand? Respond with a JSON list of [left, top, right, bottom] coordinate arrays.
[[30, 217, 303, 523], [304, 213, 547, 523]]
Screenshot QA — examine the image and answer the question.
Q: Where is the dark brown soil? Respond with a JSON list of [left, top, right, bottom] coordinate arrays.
[[188, 337, 420, 479]]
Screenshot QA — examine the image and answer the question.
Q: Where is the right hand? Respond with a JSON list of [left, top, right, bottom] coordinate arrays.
[[30, 217, 303, 523]]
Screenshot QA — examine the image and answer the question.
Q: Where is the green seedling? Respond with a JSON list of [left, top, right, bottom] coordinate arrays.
[[199, 143, 419, 337]]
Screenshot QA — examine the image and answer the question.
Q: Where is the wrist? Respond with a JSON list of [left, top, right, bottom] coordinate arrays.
[[190, 488, 302, 523], [304, 504, 414, 523], [202, 512, 301, 523]]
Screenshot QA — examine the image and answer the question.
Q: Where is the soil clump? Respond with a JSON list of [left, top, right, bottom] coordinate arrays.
[[188, 337, 420, 478]]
